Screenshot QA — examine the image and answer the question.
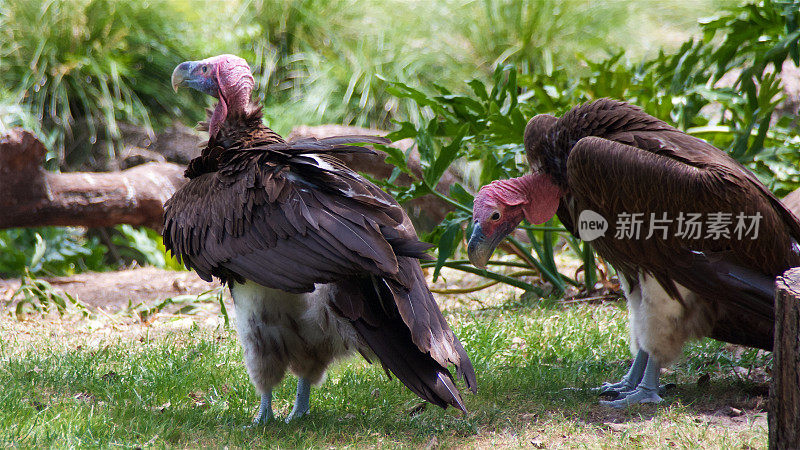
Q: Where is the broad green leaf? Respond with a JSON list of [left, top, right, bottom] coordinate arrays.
[[433, 220, 462, 282], [376, 143, 412, 176], [449, 183, 474, 209], [468, 79, 488, 101], [424, 124, 467, 187]]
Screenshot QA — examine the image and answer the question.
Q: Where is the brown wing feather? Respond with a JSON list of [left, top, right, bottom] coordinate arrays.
[[164, 158, 401, 293], [612, 128, 800, 240], [333, 269, 475, 412]]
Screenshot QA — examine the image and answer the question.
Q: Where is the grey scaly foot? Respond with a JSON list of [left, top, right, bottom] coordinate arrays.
[[595, 349, 648, 397], [601, 383, 671, 399], [285, 377, 311, 423], [250, 391, 274, 426], [596, 380, 636, 397], [600, 355, 663, 408], [600, 387, 663, 407]]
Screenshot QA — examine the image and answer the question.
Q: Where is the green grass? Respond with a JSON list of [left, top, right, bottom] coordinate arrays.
[[0, 292, 768, 447]]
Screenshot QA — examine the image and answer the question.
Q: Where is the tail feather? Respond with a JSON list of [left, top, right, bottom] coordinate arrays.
[[385, 236, 435, 261], [437, 373, 467, 412], [352, 317, 468, 412], [389, 259, 478, 392], [332, 276, 472, 412]]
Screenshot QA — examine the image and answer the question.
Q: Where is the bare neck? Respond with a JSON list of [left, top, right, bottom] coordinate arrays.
[[508, 173, 562, 225], [209, 86, 252, 137]]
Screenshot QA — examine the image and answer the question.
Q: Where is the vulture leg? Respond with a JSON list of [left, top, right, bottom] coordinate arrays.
[[254, 391, 274, 424], [285, 377, 312, 422], [595, 349, 648, 396], [600, 356, 663, 408]]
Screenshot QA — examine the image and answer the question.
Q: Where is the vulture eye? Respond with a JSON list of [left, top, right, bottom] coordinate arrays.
[[201, 65, 209, 74], [491, 211, 501, 221]]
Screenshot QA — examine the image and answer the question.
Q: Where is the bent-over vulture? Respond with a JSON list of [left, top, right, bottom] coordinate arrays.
[[467, 98, 800, 407], [165, 54, 475, 423]]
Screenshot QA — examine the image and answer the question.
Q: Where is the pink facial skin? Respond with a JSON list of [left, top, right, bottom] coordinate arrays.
[[468, 172, 562, 268]]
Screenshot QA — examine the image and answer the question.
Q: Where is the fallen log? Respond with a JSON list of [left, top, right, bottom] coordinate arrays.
[[1, 124, 463, 232], [0, 128, 186, 230], [781, 187, 800, 219], [769, 267, 800, 450]]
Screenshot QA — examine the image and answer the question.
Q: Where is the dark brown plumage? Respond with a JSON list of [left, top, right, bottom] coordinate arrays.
[[165, 55, 475, 423], [470, 98, 800, 407], [528, 98, 800, 350]]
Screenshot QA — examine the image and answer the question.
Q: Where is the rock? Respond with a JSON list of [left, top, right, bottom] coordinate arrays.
[[119, 146, 166, 170], [147, 124, 204, 164]]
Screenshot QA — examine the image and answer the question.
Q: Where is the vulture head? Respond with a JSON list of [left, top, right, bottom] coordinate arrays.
[[467, 115, 563, 269], [171, 54, 255, 136]]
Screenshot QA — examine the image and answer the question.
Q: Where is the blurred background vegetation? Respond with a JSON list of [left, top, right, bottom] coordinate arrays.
[[1, 0, 798, 296], [0, 0, 738, 162]]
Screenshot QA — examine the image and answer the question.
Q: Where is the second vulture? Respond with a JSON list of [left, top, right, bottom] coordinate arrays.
[[468, 98, 800, 407], [165, 54, 475, 423]]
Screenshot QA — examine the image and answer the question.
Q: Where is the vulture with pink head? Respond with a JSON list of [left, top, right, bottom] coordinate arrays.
[[468, 98, 800, 407], [164, 54, 475, 423]]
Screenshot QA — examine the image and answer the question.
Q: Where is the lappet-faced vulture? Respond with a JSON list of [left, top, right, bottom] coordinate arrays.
[[468, 98, 800, 407], [164, 54, 475, 423]]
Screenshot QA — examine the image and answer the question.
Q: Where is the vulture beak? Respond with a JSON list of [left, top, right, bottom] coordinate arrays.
[[467, 223, 492, 269], [171, 61, 196, 93], [468, 221, 516, 269]]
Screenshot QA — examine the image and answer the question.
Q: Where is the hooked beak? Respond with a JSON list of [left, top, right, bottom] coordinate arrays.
[[171, 61, 195, 93], [467, 223, 494, 269], [468, 221, 516, 269]]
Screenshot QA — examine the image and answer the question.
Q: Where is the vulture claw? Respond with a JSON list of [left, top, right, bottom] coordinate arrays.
[[600, 352, 664, 408], [284, 410, 309, 423], [594, 350, 648, 398], [248, 391, 274, 426], [594, 380, 637, 398], [599, 388, 663, 408]]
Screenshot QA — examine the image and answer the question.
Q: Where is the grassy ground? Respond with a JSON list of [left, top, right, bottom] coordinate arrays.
[[0, 272, 770, 448]]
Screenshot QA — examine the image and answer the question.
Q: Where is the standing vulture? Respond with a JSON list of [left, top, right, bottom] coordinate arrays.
[[165, 54, 475, 423], [467, 98, 800, 407]]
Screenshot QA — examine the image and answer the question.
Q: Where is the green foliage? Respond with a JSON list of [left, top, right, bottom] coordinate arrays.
[[239, 0, 475, 132], [0, 226, 182, 278], [0, 228, 107, 278], [234, 0, 733, 133], [0, 0, 738, 159], [0, 94, 59, 154], [0, 0, 207, 167], [386, 0, 800, 295], [7, 269, 90, 319], [127, 288, 226, 323], [110, 225, 184, 271], [456, 0, 628, 75]]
